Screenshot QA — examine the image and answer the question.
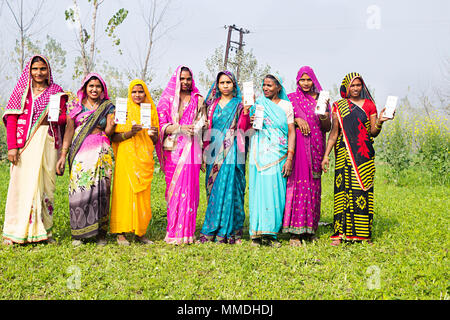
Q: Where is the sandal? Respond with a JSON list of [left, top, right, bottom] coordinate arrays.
[[289, 238, 302, 247], [2, 239, 14, 246], [116, 235, 129, 246], [330, 239, 342, 246], [234, 238, 243, 245], [72, 239, 83, 247], [265, 237, 282, 248], [136, 236, 154, 245], [251, 238, 262, 247]]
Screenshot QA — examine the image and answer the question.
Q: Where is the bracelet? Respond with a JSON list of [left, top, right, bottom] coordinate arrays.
[[288, 149, 295, 154], [121, 132, 127, 140], [375, 122, 382, 130], [62, 146, 69, 153], [319, 115, 328, 120]]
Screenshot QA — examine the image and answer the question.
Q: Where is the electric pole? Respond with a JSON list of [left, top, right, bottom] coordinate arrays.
[[223, 24, 250, 81]]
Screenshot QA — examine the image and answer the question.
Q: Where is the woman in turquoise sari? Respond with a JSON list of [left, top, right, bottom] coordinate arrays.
[[199, 71, 247, 244], [239, 75, 296, 247]]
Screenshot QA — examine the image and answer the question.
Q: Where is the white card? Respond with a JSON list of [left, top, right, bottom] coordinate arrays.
[[115, 97, 128, 124], [252, 105, 264, 130], [315, 90, 330, 115], [140, 103, 152, 128], [383, 95, 398, 118], [243, 81, 255, 106], [47, 94, 61, 122]]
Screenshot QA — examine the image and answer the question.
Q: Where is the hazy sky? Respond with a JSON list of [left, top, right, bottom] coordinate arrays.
[[1, 0, 449, 109]]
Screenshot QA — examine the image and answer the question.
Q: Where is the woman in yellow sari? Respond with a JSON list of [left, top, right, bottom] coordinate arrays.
[[110, 79, 159, 245]]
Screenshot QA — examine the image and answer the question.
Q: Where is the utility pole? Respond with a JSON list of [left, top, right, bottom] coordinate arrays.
[[223, 24, 250, 81]]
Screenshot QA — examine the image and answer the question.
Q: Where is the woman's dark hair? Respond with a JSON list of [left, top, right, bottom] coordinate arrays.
[[30, 56, 49, 84], [83, 76, 104, 93], [31, 56, 47, 66], [180, 66, 192, 76], [264, 74, 281, 88]]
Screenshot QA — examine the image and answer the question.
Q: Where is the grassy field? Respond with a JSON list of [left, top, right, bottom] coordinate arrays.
[[0, 160, 448, 300]]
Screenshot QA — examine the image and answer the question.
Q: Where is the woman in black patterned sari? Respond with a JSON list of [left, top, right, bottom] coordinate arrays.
[[322, 72, 393, 245]]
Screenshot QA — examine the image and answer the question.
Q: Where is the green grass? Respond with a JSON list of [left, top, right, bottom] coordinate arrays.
[[0, 160, 448, 300]]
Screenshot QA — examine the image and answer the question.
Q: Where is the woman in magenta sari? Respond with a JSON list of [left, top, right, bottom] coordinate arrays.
[[282, 66, 331, 246], [155, 66, 205, 245]]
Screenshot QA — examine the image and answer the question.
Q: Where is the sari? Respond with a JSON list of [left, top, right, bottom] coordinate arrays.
[[2, 55, 66, 244], [155, 65, 204, 244], [110, 79, 160, 237], [248, 76, 291, 240], [331, 72, 376, 241], [199, 71, 246, 243], [283, 66, 329, 236], [67, 73, 115, 240]]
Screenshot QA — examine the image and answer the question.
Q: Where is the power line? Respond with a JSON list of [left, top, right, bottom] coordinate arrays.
[[223, 24, 250, 81]]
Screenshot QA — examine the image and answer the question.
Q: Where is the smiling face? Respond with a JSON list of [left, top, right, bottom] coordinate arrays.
[[30, 60, 49, 85], [217, 74, 234, 97], [262, 77, 280, 100], [349, 78, 363, 99], [298, 73, 314, 92], [131, 84, 146, 104], [180, 69, 193, 92], [85, 78, 104, 101]]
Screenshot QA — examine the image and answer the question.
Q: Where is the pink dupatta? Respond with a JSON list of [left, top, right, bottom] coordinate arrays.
[[155, 65, 204, 244]]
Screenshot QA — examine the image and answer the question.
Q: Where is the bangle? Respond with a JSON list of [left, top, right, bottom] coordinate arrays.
[[288, 149, 295, 154], [319, 115, 328, 120], [121, 132, 127, 140], [375, 122, 382, 130]]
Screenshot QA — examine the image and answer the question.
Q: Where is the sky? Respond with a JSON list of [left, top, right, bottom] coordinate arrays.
[[0, 0, 449, 110]]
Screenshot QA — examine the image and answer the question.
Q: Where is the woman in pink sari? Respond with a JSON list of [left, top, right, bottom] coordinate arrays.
[[282, 66, 331, 246], [155, 66, 205, 245]]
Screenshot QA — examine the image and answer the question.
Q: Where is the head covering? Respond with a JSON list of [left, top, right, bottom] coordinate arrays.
[[77, 72, 110, 102], [115, 79, 159, 133], [263, 74, 289, 101], [112, 79, 159, 193], [205, 70, 241, 107], [294, 66, 323, 104], [339, 72, 374, 102], [158, 65, 200, 123], [68, 73, 109, 118], [3, 54, 63, 125]]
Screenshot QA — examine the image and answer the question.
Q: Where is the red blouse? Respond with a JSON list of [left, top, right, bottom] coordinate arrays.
[[332, 99, 377, 119]]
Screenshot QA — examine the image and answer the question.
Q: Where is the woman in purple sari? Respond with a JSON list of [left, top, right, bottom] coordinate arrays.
[[282, 66, 331, 246], [155, 66, 205, 245]]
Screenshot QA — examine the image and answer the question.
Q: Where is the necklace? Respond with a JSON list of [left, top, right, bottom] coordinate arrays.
[[86, 99, 99, 110]]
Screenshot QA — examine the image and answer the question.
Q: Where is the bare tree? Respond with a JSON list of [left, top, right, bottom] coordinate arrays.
[[125, 0, 179, 83], [5, 0, 45, 70], [65, 0, 128, 79]]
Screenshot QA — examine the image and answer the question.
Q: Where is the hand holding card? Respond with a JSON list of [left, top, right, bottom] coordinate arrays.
[[115, 97, 128, 124], [383, 96, 398, 119]]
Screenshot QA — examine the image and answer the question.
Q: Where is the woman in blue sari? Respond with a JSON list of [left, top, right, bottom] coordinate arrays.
[[239, 75, 296, 247], [199, 71, 247, 244]]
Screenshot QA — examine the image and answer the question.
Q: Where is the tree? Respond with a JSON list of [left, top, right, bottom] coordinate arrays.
[[124, 0, 179, 86], [65, 0, 128, 80], [198, 45, 271, 94], [4, 0, 46, 71], [9, 35, 67, 79]]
